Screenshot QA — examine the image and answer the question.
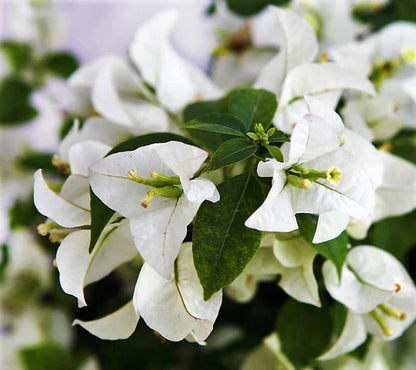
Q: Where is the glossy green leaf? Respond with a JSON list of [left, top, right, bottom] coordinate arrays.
[[296, 214, 348, 278], [183, 96, 229, 122], [226, 0, 289, 16], [193, 173, 265, 300], [205, 138, 257, 172], [0, 77, 38, 125], [185, 113, 247, 137], [276, 299, 332, 368], [228, 88, 278, 130], [268, 129, 290, 143]]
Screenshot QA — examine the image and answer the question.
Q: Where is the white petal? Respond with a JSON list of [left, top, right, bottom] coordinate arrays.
[[73, 301, 139, 340], [33, 169, 90, 228], [374, 151, 416, 221], [341, 101, 374, 142], [279, 63, 375, 109], [254, 7, 318, 94], [245, 171, 298, 232], [154, 141, 208, 194], [323, 256, 394, 314], [278, 257, 321, 307], [129, 195, 198, 280], [59, 175, 90, 210], [56, 223, 137, 306], [81, 117, 133, 146], [318, 311, 367, 360], [273, 236, 316, 268], [313, 211, 350, 244], [68, 140, 110, 177], [186, 178, 219, 203], [89, 145, 175, 219], [292, 150, 375, 220]]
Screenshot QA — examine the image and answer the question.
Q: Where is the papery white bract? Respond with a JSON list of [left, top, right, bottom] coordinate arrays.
[[89, 141, 219, 279]]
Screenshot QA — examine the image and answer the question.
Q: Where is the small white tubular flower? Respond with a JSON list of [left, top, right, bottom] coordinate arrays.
[[134, 243, 222, 344], [73, 301, 139, 341], [273, 235, 321, 307], [245, 101, 377, 242], [56, 221, 137, 308], [89, 141, 219, 279], [323, 246, 416, 340], [129, 10, 221, 112]]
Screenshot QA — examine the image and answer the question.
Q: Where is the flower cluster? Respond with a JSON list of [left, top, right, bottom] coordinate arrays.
[[11, 2, 416, 367]]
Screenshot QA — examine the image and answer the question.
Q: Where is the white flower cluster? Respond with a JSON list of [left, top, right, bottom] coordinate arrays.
[[31, 3, 416, 362]]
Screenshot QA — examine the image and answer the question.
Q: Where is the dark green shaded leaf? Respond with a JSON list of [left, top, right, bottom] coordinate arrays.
[[228, 88, 278, 130], [0, 41, 32, 72], [90, 132, 195, 252], [10, 195, 43, 229], [89, 189, 115, 253], [368, 210, 416, 262], [183, 96, 229, 122], [226, 0, 289, 16], [275, 299, 332, 368], [19, 342, 82, 370], [205, 138, 256, 172], [185, 113, 247, 137], [16, 151, 55, 172], [296, 214, 349, 278], [0, 76, 38, 125], [193, 173, 264, 300], [41, 52, 79, 78], [0, 244, 9, 282]]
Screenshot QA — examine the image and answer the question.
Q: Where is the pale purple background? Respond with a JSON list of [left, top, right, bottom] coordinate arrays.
[[0, 0, 216, 70]]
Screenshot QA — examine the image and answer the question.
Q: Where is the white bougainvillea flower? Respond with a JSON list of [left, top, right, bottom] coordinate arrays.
[[70, 56, 170, 132], [348, 149, 416, 239], [245, 98, 378, 243], [273, 234, 320, 307], [134, 243, 222, 344], [274, 62, 375, 133], [34, 140, 110, 232], [321, 246, 416, 359], [56, 221, 137, 308], [89, 141, 219, 279], [253, 6, 318, 95], [129, 9, 221, 112]]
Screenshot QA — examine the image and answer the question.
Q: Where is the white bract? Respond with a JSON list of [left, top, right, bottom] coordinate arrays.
[[245, 98, 378, 243], [89, 141, 219, 279], [321, 246, 416, 359], [134, 243, 222, 344]]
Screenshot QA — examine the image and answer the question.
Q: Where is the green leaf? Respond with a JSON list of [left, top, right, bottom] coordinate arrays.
[[266, 145, 283, 162], [205, 138, 257, 172], [275, 299, 332, 368], [0, 243, 9, 282], [19, 342, 82, 370], [89, 189, 116, 253], [0, 76, 38, 125], [268, 129, 290, 143], [183, 96, 229, 122], [185, 113, 247, 137], [193, 173, 264, 300], [9, 194, 43, 230], [89, 132, 195, 252], [296, 214, 349, 278], [0, 41, 33, 72], [16, 151, 55, 172], [226, 0, 289, 16], [41, 52, 79, 78], [367, 210, 416, 261], [228, 88, 278, 130]]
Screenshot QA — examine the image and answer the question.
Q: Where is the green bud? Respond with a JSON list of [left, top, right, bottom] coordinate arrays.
[[287, 174, 311, 189], [267, 127, 276, 137], [140, 186, 183, 208], [246, 132, 259, 141], [370, 309, 394, 337]]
